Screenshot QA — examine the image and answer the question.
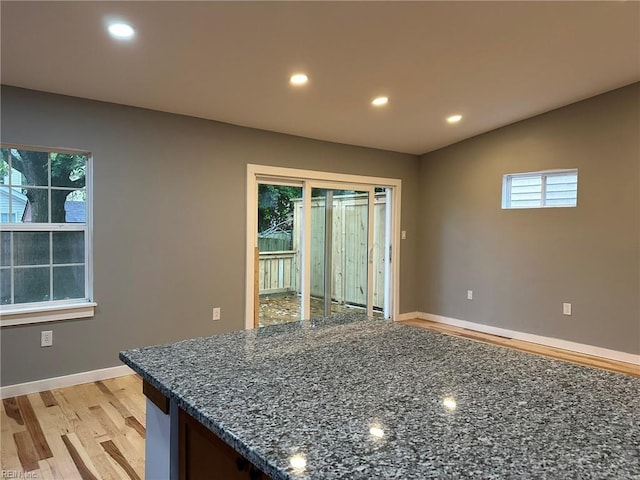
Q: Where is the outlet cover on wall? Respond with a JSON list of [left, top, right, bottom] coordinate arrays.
[[563, 303, 572, 315], [41, 330, 53, 347], [467, 290, 473, 300], [212, 307, 221, 321]]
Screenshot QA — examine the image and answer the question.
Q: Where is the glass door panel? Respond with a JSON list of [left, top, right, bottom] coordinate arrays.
[[309, 187, 371, 318], [257, 183, 303, 327]]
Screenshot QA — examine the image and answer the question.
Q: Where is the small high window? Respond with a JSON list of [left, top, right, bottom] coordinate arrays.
[[502, 169, 578, 209]]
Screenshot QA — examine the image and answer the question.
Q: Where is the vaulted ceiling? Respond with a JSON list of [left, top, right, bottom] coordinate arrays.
[[2, 1, 638, 154]]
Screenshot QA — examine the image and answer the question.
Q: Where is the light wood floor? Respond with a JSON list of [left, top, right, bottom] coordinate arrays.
[[401, 318, 640, 377], [1, 374, 145, 480], [1, 320, 637, 479]]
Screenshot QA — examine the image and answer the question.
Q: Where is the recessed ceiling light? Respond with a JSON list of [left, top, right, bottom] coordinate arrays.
[[108, 22, 135, 40], [447, 114, 463, 124], [372, 96, 389, 107], [290, 74, 309, 85]]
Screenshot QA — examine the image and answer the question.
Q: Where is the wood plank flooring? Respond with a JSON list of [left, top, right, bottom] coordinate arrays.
[[401, 318, 640, 377], [1, 321, 637, 479], [1, 375, 145, 480]]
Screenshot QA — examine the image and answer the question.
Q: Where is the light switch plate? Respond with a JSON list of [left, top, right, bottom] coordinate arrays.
[[563, 303, 572, 315]]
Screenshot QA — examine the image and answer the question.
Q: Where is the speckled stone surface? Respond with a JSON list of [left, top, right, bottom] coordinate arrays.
[[120, 314, 640, 479]]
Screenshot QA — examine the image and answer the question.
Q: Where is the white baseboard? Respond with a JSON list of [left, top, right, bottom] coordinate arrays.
[[395, 311, 420, 322], [415, 312, 640, 366], [1, 365, 135, 399]]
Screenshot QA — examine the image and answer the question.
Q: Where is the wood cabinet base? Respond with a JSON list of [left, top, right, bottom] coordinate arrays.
[[178, 408, 270, 480]]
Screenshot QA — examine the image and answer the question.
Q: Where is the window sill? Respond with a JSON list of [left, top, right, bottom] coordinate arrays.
[[0, 302, 97, 327]]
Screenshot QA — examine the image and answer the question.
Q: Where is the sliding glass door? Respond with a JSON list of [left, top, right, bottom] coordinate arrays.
[[247, 165, 400, 328]]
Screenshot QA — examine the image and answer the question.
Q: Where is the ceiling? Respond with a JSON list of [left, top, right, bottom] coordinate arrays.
[[2, 1, 639, 155]]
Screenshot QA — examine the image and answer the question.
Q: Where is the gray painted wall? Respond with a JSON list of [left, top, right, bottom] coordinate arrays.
[[0, 86, 420, 385], [418, 83, 640, 354]]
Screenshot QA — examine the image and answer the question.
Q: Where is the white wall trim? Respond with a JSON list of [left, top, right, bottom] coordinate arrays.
[[416, 312, 640, 366], [395, 311, 420, 322], [1, 302, 97, 327], [1, 364, 135, 399]]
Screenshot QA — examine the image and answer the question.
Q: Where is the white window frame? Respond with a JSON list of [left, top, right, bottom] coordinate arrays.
[[502, 168, 578, 209], [0, 144, 96, 327]]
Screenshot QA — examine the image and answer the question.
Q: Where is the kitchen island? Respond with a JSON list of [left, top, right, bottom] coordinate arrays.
[[120, 314, 639, 479]]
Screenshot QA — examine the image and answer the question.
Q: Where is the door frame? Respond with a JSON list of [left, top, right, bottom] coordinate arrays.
[[246, 164, 402, 329]]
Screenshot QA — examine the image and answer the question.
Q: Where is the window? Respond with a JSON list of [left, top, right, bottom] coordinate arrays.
[[502, 169, 578, 209], [0, 146, 94, 326]]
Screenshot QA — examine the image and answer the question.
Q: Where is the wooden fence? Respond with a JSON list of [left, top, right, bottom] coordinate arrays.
[[258, 250, 297, 294], [258, 192, 386, 309]]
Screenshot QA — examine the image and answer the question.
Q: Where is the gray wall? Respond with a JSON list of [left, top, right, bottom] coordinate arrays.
[[3, 82, 638, 386], [0, 86, 420, 385], [418, 83, 640, 354]]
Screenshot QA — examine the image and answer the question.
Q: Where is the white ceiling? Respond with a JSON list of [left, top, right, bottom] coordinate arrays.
[[2, 1, 639, 155]]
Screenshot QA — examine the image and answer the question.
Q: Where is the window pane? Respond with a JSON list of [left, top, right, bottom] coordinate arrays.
[[546, 183, 577, 192], [53, 232, 84, 264], [1, 153, 10, 185], [547, 173, 577, 185], [11, 149, 49, 187], [0, 186, 26, 223], [51, 189, 86, 223], [1, 232, 10, 266], [1, 268, 10, 304], [19, 187, 49, 223], [61, 189, 86, 223], [510, 200, 542, 208], [51, 153, 86, 188], [53, 265, 84, 300], [511, 176, 542, 187], [13, 232, 50, 266], [546, 191, 577, 200], [14, 267, 50, 303], [544, 173, 577, 207], [511, 184, 542, 194], [511, 192, 542, 201], [546, 198, 577, 207]]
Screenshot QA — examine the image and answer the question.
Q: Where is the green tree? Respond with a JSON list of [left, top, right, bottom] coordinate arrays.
[[1, 149, 85, 222], [258, 184, 300, 232]]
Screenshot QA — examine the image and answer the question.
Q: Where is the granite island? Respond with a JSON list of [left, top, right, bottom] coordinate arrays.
[[120, 314, 640, 479]]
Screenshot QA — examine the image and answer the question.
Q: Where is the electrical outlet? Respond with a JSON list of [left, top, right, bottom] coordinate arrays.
[[563, 303, 572, 316], [467, 290, 473, 300], [212, 307, 221, 321], [41, 330, 53, 347]]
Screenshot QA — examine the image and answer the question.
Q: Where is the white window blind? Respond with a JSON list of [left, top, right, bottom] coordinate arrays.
[[502, 169, 578, 209]]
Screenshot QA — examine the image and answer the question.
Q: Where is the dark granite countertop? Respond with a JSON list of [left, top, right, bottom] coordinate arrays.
[[120, 314, 640, 479]]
